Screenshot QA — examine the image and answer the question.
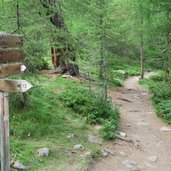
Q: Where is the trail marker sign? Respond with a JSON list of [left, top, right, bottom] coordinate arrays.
[[0, 49, 23, 63], [0, 79, 33, 93], [0, 33, 23, 48], [0, 32, 32, 171]]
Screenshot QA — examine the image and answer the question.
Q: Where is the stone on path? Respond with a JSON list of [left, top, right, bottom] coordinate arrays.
[[119, 151, 127, 157], [148, 156, 158, 162], [122, 159, 137, 170], [119, 131, 126, 138], [160, 127, 171, 132], [137, 122, 149, 126], [88, 135, 102, 144], [101, 150, 108, 157]]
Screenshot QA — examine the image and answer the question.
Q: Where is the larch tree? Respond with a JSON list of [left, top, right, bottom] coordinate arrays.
[[42, 0, 79, 76]]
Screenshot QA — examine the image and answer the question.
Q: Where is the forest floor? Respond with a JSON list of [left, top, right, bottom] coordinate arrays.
[[89, 73, 171, 171]]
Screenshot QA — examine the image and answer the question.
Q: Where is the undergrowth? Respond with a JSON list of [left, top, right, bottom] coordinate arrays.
[[8, 74, 103, 170], [140, 72, 171, 124], [59, 88, 120, 140]]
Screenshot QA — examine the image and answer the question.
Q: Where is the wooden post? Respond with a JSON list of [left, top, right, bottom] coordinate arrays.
[[0, 33, 31, 171], [0, 92, 10, 171]]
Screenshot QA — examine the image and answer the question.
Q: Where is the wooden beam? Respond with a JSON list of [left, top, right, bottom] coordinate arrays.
[[0, 79, 33, 92], [0, 63, 24, 78], [0, 49, 23, 64], [0, 92, 10, 171], [0, 34, 23, 48]]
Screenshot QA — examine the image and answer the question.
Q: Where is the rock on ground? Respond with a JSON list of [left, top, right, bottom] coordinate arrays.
[[12, 161, 27, 170], [148, 156, 158, 162], [37, 148, 50, 157], [73, 144, 84, 150], [101, 150, 108, 157], [88, 135, 102, 144], [160, 127, 171, 132]]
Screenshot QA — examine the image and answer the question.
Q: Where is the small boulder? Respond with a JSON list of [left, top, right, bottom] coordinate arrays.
[[160, 127, 171, 132], [101, 150, 108, 157], [119, 131, 126, 138], [73, 144, 84, 150], [148, 156, 158, 162], [12, 161, 27, 170], [126, 124, 131, 127], [37, 148, 50, 157], [122, 159, 136, 170]]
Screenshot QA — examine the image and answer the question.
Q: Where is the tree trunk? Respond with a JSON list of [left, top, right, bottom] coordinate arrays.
[[99, 9, 104, 79], [43, 0, 79, 76], [140, 17, 144, 79], [103, 56, 108, 100], [16, 0, 20, 31]]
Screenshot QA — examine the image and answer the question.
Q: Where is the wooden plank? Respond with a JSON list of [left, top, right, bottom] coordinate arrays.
[[0, 79, 33, 92], [0, 63, 24, 78], [0, 49, 23, 64], [0, 34, 23, 48], [0, 92, 10, 171]]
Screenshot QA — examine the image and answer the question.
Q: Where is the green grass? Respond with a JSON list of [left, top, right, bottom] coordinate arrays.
[[140, 72, 171, 124], [8, 74, 103, 170], [59, 88, 120, 140]]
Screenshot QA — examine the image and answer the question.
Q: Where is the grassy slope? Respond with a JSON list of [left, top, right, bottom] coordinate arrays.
[[9, 74, 99, 170]]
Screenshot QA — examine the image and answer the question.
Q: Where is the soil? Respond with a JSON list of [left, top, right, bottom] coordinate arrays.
[[89, 73, 171, 171]]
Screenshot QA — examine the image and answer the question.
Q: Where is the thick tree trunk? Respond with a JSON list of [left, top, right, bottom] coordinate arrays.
[[43, 0, 79, 76]]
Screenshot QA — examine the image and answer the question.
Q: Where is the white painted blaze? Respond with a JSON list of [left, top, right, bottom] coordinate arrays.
[[20, 65, 26, 72]]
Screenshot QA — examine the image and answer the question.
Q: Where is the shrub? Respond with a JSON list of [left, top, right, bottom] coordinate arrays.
[[150, 84, 171, 103], [150, 74, 164, 82], [155, 100, 171, 124], [140, 73, 171, 124], [59, 88, 120, 139]]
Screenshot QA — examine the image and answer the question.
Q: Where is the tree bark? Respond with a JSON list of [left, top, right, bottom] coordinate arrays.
[[140, 17, 144, 79], [16, 0, 20, 31], [43, 0, 79, 76]]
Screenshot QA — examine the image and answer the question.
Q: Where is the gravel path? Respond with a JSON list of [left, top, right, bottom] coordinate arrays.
[[90, 73, 171, 171]]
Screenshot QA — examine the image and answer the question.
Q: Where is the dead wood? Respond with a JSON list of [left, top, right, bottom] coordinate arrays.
[[115, 134, 141, 149], [117, 98, 132, 103]]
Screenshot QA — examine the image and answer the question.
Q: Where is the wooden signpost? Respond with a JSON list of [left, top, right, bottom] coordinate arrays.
[[0, 32, 32, 171], [0, 49, 23, 63]]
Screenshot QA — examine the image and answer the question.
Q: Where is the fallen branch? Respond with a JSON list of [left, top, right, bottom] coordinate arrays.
[[115, 134, 141, 149], [104, 148, 116, 156], [117, 98, 132, 103]]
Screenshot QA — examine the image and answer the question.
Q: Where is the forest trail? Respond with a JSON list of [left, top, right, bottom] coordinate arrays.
[[90, 73, 171, 171]]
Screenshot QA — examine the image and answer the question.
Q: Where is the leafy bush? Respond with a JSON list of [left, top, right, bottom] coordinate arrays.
[[59, 88, 120, 139], [150, 74, 164, 82], [155, 100, 171, 124], [140, 73, 171, 124], [150, 84, 171, 103], [99, 120, 117, 140]]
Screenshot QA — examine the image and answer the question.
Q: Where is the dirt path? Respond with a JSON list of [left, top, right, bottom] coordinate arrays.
[[90, 73, 171, 171]]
